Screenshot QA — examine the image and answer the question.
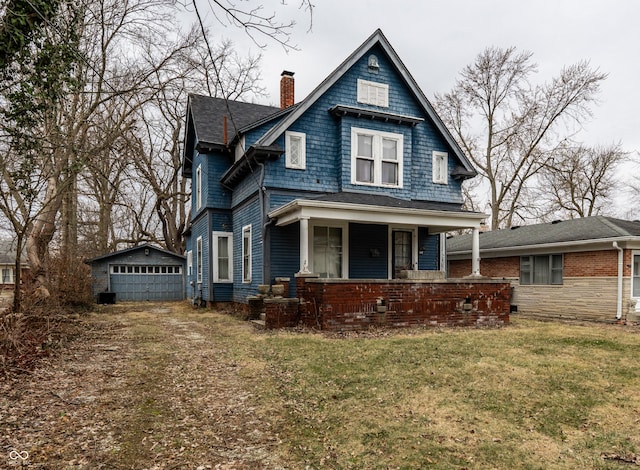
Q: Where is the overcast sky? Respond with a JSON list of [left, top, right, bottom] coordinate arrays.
[[193, 0, 640, 156], [190, 0, 640, 215]]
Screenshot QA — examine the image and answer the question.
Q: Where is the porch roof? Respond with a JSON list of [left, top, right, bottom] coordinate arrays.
[[268, 193, 486, 233]]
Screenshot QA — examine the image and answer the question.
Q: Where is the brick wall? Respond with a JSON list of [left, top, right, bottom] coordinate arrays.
[[295, 276, 510, 331], [449, 249, 636, 322], [264, 298, 300, 329], [564, 250, 619, 277], [449, 256, 519, 278]]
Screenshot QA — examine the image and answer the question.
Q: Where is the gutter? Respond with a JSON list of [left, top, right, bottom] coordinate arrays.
[[448, 236, 640, 258], [613, 241, 624, 321]]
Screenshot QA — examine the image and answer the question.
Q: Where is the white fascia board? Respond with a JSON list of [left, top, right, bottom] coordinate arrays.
[[269, 199, 486, 231], [448, 236, 640, 259]]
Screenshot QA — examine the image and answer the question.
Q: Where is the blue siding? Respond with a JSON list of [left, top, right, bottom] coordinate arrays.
[[183, 34, 473, 305], [90, 246, 185, 301], [190, 213, 210, 301], [418, 229, 440, 270], [261, 44, 464, 204], [232, 196, 263, 302], [191, 147, 233, 218], [349, 223, 388, 279], [269, 223, 300, 297]]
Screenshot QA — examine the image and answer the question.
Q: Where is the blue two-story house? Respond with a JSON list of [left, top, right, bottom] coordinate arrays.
[[182, 29, 492, 319]]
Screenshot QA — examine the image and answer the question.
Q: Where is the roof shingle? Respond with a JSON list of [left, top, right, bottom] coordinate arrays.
[[447, 216, 640, 253]]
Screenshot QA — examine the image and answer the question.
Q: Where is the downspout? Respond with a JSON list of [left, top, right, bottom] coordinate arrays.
[[613, 241, 623, 320], [257, 161, 273, 286]]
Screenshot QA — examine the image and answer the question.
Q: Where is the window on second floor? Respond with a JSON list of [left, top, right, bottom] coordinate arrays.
[[351, 127, 403, 188], [242, 225, 252, 283], [285, 131, 306, 169], [520, 254, 563, 285], [357, 79, 389, 107], [195, 164, 203, 210], [433, 151, 448, 184]]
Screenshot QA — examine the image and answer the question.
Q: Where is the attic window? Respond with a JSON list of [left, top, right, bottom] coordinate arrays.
[[357, 79, 388, 107]]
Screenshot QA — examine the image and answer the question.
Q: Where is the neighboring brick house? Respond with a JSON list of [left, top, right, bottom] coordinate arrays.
[[447, 217, 640, 323], [0, 239, 29, 290], [182, 29, 510, 329]]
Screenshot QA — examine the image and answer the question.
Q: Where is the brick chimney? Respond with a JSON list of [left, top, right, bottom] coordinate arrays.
[[280, 70, 295, 109]]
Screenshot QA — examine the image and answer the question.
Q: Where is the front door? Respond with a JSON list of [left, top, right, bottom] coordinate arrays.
[[393, 230, 412, 279]]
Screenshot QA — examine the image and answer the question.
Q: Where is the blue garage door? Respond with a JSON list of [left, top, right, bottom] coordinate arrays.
[[110, 265, 184, 301]]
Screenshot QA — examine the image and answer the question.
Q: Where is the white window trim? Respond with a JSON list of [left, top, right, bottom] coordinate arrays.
[[309, 220, 349, 279], [195, 164, 203, 210], [632, 250, 640, 311], [1, 267, 14, 284], [432, 151, 448, 185], [285, 131, 306, 170], [212, 231, 233, 283], [242, 225, 252, 283], [357, 79, 389, 107], [196, 236, 203, 283], [351, 127, 403, 188], [187, 250, 193, 277]]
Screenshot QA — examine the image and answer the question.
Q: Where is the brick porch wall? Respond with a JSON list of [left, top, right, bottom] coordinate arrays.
[[295, 276, 510, 331]]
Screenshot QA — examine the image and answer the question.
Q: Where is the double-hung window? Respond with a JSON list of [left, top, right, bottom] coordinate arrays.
[[186, 250, 193, 277], [242, 225, 252, 283], [195, 164, 203, 210], [213, 232, 233, 282], [1, 268, 12, 284], [196, 237, 203, 283], [313, 225, 343, 278], [351, 127, 403, 187], [520, 254, 563, 285], [285, 131, 306, 169]]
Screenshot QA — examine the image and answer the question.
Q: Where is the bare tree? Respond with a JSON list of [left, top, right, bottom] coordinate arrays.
[[535, 142, 627, 220], [435, 47, 607, 229]]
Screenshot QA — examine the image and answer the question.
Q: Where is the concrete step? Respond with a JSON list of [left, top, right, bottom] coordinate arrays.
[[250, 319, 266, 329]]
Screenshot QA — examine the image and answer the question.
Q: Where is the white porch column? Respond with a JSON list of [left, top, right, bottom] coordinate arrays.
[[299, 217, 310, 273], [471, 227, 481, 276]]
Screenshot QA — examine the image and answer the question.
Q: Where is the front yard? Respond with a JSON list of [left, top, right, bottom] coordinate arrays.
[[2, 303, 640, 468]]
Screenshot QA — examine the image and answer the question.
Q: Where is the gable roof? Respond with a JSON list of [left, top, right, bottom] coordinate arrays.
[[182, 95, 285, 175], [0, 239, 27, 265], [254, 28, 477, 177], [447, 216, 640, 255], [85, 243, 185, 264]]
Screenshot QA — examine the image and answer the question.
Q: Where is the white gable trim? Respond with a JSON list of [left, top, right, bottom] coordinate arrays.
[[255, 29, 476, 177]]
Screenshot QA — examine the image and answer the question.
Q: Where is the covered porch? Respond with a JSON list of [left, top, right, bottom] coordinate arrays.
[[259, 194, 506, 330], [268, 193, 485, 280]]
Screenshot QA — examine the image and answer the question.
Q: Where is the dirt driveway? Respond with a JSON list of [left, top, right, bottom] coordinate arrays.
[[1, 303, 286, 469]]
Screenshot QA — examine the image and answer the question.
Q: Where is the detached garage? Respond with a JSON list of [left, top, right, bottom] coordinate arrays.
[[87, 244, 186, 302]]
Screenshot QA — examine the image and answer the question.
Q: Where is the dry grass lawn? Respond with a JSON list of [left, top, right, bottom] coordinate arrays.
[[2, 303, 640, 469]]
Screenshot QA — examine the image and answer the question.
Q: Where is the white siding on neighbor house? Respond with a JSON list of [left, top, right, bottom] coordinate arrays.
[[513, 277, 634, 322]]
